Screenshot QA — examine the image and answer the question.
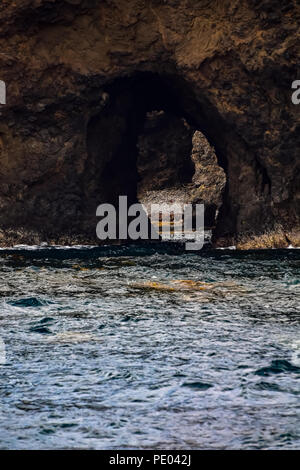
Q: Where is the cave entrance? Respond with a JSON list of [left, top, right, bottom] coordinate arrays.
[[85, 72, 226, 241]]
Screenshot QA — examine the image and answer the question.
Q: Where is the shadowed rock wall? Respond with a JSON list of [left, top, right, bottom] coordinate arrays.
[[137, 112, 226, 229], [0, 0, 299, 247]]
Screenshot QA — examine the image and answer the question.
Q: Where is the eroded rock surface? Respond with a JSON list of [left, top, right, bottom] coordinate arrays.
[[137, 111, 194, 192], [137, 113, 226, 229], [0, 0, 299, 247]]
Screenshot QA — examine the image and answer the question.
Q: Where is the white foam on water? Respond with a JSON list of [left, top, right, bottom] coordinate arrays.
[[291, 344, 300, 367], [0, 241, 298, 251], [0, 338, 6, 365], [0, 244, 99, 251], [216, 245, 237, 250]]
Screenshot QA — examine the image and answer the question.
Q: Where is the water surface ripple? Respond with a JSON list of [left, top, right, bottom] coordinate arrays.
[[0, 246, 299, 449]]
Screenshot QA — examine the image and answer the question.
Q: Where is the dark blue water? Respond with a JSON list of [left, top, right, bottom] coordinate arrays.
[[0, 245, 299, 449]]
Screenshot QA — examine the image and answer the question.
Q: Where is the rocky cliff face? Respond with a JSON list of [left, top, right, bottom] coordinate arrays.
[[0, 0, 299, 247], [137, 112, 226, 229], [137, 111, 195, 193]]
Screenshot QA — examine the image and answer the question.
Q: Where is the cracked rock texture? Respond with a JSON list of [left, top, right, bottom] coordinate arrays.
[[137, 111, 195, 193], [137, 113, 226, 229], [0, 0, 299, 247]]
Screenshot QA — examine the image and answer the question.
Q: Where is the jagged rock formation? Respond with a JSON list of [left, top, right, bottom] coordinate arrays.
[[0, 0, 299, 247], [190, 131, 226, 227], [137, 113, 226, 229]]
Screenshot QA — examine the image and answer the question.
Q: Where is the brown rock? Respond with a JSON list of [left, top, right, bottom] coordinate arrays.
[[0, 0, 298, 247]]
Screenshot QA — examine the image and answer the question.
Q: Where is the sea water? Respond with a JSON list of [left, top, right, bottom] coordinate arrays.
[[0, 244, 299, 449]]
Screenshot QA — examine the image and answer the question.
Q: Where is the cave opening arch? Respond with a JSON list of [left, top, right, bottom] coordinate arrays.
[[84, 71, 228, 242]]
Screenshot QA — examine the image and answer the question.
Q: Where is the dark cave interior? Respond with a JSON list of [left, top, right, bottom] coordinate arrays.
[[85, 72, 227, 235]]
